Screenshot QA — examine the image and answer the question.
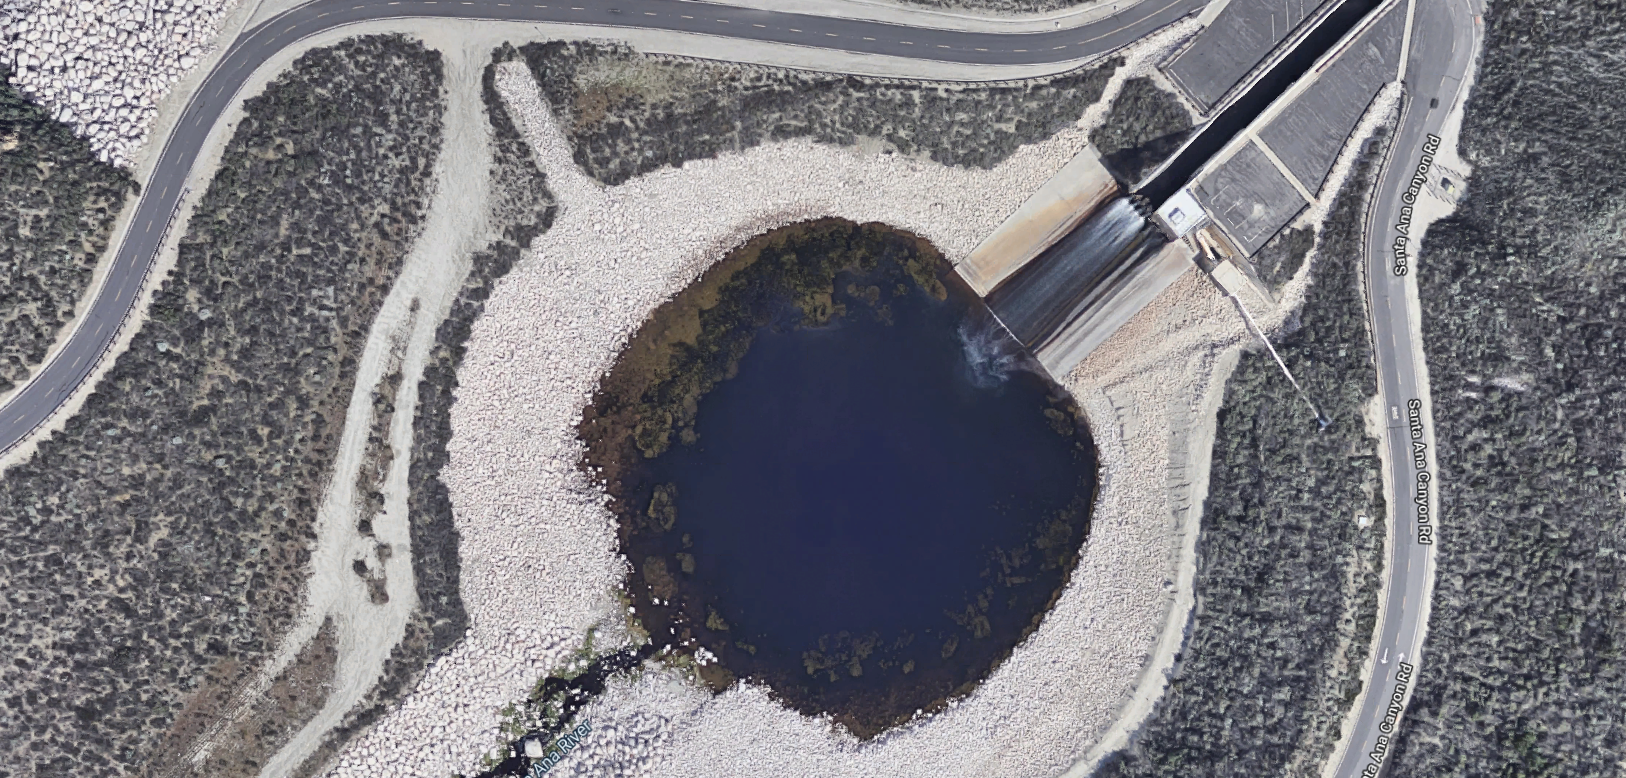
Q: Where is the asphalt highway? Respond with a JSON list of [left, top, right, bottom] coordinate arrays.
[[0, 0, 1208, 457], [0, 0, 1481, 774], [1330, 0, 1481, 774]]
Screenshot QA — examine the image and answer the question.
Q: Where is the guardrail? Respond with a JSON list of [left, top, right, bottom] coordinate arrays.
[[0, 187, 190, 460]]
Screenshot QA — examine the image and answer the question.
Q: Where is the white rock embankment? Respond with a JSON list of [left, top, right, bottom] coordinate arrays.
[[324, 22, 1214, 777], [1, 0, 237, 165]]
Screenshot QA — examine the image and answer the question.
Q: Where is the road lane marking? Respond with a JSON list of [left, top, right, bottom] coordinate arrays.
[[1053, 44, 1068, 49], [828, 32, 839, 37], [863, 36, 875, 41], [753, 23, 765, 27]]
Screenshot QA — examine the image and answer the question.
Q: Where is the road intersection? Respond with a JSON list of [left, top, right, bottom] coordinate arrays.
[[0, 0, 1478, 774]]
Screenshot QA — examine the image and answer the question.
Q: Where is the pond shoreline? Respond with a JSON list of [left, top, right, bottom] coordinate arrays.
[[579, 218, 1100, 738]]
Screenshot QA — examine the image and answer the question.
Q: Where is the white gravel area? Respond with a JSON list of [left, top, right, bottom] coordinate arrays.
[[320, 25, 1235, 778], [1, 0, 240, 166]]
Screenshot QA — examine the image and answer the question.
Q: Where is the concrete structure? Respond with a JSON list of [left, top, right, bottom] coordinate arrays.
[[1164, 0, 1333, 111], [1183, 0, 1406, 257], [1192, 139, 1310, 255], [1032, 239, 1195, 376], [955, 146, 1120, 296], [1152, 187, 1208, 238], [1258, 0, 1405, 195]]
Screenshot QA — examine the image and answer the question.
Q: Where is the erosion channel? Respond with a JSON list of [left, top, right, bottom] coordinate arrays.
[[578, 218, 1099, 738]]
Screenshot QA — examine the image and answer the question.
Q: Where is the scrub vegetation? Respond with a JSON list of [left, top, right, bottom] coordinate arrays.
[[291, 55, 561, 778], [1090, 76, 1194, 186], [510, 41, 1120, 186], [0, 65, 135, 395], [1096, 128, 1391, 778], [1249, 225, 1317, 295], [0, 35, 442, 778], [1389, 2, 1626, 773]]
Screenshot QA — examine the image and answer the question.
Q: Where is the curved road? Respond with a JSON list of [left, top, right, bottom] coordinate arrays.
[[0, 0, 1479, 775], [1332, 0, 1480, 775], [0, 0, 1205, 457]]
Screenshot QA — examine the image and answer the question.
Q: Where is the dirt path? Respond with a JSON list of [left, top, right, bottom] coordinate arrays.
[[242, 34, 496, 778]]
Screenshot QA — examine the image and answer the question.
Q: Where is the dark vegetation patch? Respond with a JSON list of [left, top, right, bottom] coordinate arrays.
[[470, 637, 656, 778], [1090, 76, 1194, 186], [0, 35, 442, 777], [1096, 127, 1391, 778], [1250, 225, 1317, 295], [510, 41, 1120, 186], [186, 619, 340, 778], [0, 65, 135, 394], [293, 54, 562, 778], [1389, 2, 1626, 774], [579, 219, 1095, 738]]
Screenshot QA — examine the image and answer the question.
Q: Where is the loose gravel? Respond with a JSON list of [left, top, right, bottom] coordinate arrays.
[[319, 25, 1230, 777], [0, 0, 240, 166]]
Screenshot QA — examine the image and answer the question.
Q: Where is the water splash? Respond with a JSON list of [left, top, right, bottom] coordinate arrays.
[[958, 316, 1026, 387]]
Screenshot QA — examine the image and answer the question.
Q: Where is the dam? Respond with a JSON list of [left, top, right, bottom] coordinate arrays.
[[956, 0, 1404, 378]]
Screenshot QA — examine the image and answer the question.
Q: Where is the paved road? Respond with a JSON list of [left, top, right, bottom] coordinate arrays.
[[0, 0, 1207, 457], [1331, 0, 1480, 774]]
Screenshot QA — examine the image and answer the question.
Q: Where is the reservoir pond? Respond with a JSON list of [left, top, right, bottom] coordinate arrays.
[[578, 220, 1098, 737]]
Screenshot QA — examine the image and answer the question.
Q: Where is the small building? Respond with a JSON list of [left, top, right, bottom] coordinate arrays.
[[1153, 187, 1208, 239]]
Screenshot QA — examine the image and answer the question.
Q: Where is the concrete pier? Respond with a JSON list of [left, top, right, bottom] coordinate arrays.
[[954, 146, 1120, 297]]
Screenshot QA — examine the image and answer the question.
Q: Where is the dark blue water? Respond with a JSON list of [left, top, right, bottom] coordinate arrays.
[[654, 296, 1086, 654], [623, 242, 1097, 734], [579, 221, 1097, 736]]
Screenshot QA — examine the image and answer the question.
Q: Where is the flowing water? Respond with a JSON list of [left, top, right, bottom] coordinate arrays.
[[985, 197, 1167, 354]]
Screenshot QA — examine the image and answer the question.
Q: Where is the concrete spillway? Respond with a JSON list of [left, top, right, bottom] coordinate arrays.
[[955, 150, 1121, 296], [985, 197, 1181, 374]]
